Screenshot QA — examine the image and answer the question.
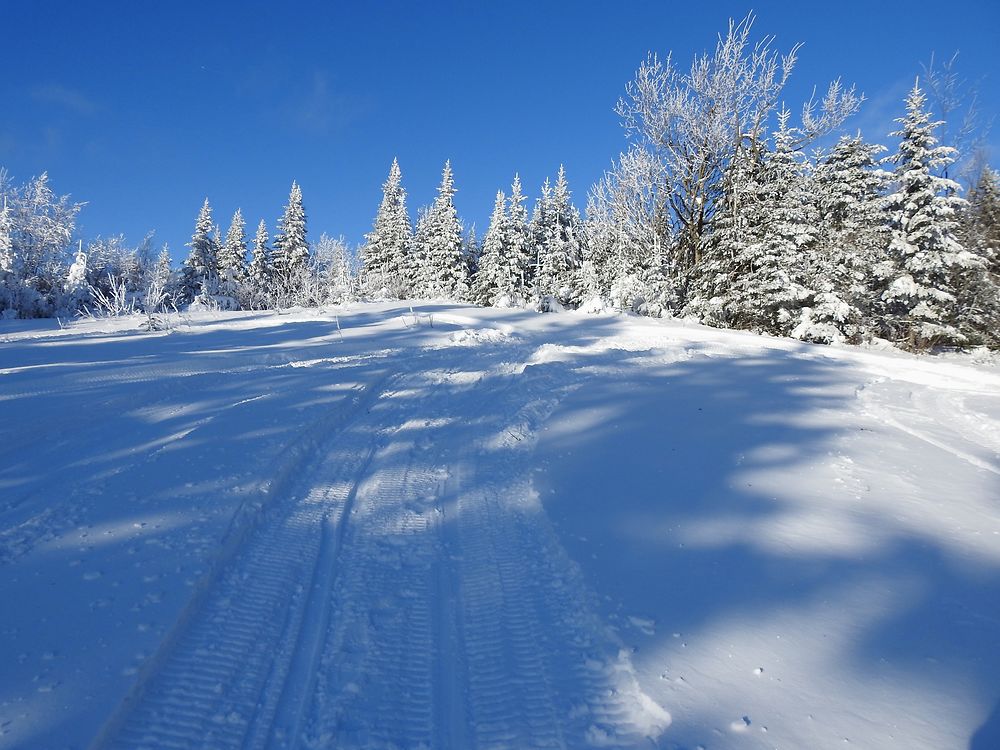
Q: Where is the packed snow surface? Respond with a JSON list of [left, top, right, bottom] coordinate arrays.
[[1, 302, 999, 750]]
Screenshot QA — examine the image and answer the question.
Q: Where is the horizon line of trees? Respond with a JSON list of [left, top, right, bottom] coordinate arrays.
[[2, 15, 998, 352]]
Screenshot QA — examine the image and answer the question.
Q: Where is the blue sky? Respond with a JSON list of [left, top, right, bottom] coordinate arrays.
[[3, 1, 999, 261]]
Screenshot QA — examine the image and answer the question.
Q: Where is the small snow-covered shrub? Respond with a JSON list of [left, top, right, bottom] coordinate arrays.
[[578, 295, 610, 314], [536, 295, 564, 313]]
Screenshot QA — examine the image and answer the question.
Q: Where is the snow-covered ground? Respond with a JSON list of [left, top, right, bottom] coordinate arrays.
[[1, 302, 998, 750]]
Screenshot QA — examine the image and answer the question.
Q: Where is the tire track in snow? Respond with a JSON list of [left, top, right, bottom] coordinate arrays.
[[294, 343, 670, 749], [289, 369, 459, 749], [454, 356, 671, 749]]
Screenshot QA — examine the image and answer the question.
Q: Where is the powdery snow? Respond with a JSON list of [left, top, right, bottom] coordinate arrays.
[[0, 302, 998, 749]]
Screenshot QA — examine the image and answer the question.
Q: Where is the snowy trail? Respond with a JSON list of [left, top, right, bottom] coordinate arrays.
[[4, 304, 1000, 750], [85, 327, 668, 750]]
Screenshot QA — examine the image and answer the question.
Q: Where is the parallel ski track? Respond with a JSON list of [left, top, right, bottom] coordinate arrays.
[[286, 361, 492, 749], [93, 356, 402, 750]]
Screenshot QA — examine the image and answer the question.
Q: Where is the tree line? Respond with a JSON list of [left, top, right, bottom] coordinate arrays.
[[1, 15, 997, 351]]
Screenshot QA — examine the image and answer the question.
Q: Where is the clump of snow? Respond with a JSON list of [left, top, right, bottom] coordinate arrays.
[[448, 327, 512, 345]]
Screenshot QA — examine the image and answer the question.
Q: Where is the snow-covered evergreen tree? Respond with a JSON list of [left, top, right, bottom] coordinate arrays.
[[529, 179, 556, 286], [953, 166, 1000, 347], [687, 140, 763, 326], [246, 219, 273, 309], [409, 206, 431, 296], [181, 199, 219, 303], [411, 161, 467, 299], [471, 190, 509, 305], [273, 181, 309, 302], [798, 135, 891, 342], [501, 174, 532, 303], [877, 81, 975, 349], [361, 158, 412, 298], [463, 225, 480, 281], [534, 166, 583, 305], [694, 111, 816, 334], [962, 167, 1000, 273], [218, 209, 247, 302]]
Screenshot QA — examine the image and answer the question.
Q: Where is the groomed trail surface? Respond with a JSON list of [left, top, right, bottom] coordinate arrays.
[[2, 303, 999, 750]]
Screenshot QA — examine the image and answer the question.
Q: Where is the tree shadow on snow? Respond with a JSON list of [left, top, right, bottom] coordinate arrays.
[[531, 341, 1000, 749]]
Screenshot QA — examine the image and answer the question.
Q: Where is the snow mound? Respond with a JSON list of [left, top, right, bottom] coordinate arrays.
[[448, 327, 513, 345]]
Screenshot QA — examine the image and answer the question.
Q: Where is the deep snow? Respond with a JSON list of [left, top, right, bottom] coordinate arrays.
[[1, 302, 998, 749]]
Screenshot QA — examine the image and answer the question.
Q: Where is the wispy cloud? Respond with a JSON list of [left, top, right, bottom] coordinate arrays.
[[847, 76, 912, 146], [0, 132, 16, 158], [292, 71, 371, 135], [31, 84, 99, 115]]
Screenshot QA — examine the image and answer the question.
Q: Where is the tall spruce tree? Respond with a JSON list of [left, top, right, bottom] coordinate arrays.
[[412, 161, 467, 299], [962, 167, 1000, 273], [503, 174, 532, 302], [696, 111, 816, 334], [181, 198, 219, 303], [409, 206, 431, 296], [798, 135, 891, 342], [877, 81, 973, 349], [273, 181, 309, 301], [534, 166, 583, 304], [463, 225, 480, 281], [219, 209, 247, 301], [471, 190, 509, 305], [246, 219, 273, 309], [954, 166, 1000, 346], [361, 158, 413, 298], [530, 178, 556, 290]]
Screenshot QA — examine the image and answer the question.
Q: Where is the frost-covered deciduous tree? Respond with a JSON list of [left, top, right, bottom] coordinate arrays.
[[181, 199, 219, 303], [361, 158, 412, 298], [0, 195, 15, 317], [146, 244, 175, 312], [411, 162, 467, 299], [584, 147, 673, 309], [616, 13, 860, 269], [921, 51, 991, 188], [62, 241, 90, 314], [83, 233, 157, 313], [313, 233, 355, 304], [877, 81, 976, 349], [273, 181, 309, 303], [0, 172, 81, 318]]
